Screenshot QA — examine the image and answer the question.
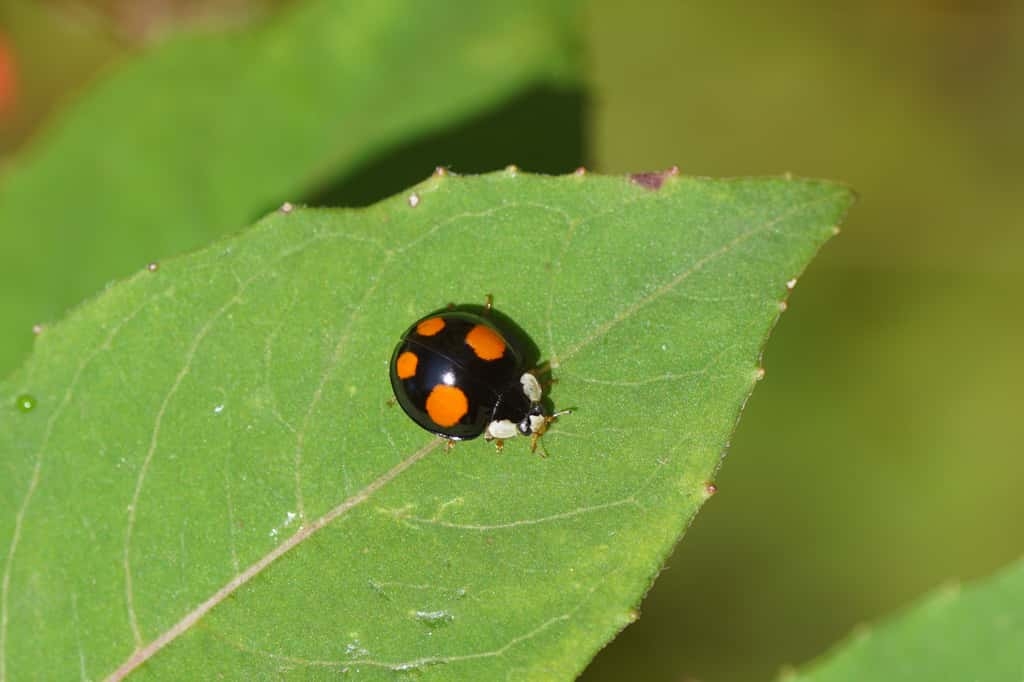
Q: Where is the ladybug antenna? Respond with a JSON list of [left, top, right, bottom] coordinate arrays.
[[529, 408, 572, 455]]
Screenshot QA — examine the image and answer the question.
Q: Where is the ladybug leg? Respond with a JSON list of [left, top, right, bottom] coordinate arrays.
[[444, 438, 456, 453], [530, 432, 546, 456], [539, 376, 559, 392], [484, 431, 505, 451], [483, 293, 493, 315], [385, 398, 396, 407], [530, 410, 572, 456], [529, 362, 559, 388]]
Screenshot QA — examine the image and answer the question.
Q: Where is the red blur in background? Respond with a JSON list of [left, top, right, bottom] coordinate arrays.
[[0, 34, 16, 115]]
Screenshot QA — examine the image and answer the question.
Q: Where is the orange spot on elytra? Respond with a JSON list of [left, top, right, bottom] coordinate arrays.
[[426, 385, 468, 427], [417, 317, 445, 336], [465, 324, 505, 361], [396, 351, 418, 379]]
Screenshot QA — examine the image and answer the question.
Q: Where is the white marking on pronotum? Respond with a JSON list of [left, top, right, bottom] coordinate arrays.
[[104, 439, 440, 681], [520, 373, 542, 402]]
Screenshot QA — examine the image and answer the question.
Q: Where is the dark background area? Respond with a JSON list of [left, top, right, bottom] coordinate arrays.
[[2, 1, 1021, 680]]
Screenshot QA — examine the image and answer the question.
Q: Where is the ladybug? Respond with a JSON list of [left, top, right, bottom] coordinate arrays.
[[389, 297, 570, 453]]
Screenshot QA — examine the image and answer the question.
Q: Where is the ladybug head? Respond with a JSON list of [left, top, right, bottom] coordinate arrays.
[[517, 404, 547, 436], [521, 404, 572, 454]]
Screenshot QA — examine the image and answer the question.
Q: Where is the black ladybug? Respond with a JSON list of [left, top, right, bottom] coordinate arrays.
[[389, 298, 569, 452]]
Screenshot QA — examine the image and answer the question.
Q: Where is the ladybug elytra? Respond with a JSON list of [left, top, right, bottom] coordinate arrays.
[[389, 298, 569, 453]]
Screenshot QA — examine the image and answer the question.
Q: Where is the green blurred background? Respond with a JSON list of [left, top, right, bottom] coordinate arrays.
[[2, 1, 1022, 680]]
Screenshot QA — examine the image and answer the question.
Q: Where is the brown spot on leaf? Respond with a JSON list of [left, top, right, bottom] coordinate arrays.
[[629, 166, 680, 190]]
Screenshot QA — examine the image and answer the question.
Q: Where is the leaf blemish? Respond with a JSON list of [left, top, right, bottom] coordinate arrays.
[[629, 165, 680, 190], [413, 609, 454, 628], [344, 639, 370, 657], [15, 394, 36, 413], [268, 511, 299, 538]]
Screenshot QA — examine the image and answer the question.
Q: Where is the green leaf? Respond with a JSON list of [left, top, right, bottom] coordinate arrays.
[[787, 557, 1024, 682], [0, 0, 580, 377], [1, 171, 852, 679]]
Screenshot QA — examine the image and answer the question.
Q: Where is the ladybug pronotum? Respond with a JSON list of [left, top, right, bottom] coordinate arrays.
[[389, 298, 569, 453]]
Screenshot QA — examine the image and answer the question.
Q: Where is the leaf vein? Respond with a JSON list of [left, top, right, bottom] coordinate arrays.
[[292, 252, 393, 522], [212, 611, 572, 671], [1, 298, 150, 682], [106, 439, 440, 680], [556, 196, 835, 365], [401, 498, 640, 532]]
